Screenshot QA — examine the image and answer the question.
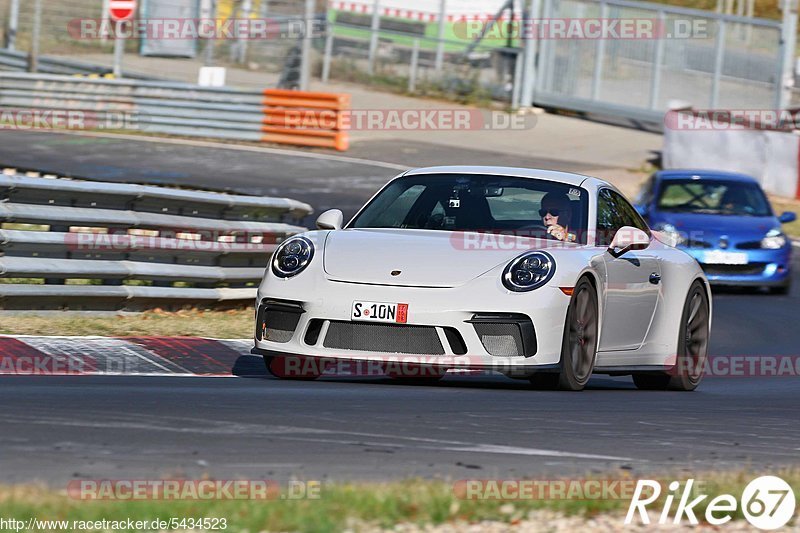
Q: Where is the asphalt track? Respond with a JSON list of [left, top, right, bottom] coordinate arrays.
[[0, 254, 798, 485], [0, 130, 611, 224], [0, 130, 798, 485]]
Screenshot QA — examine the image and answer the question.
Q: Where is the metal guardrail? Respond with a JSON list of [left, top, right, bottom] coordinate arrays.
[[0, 72, 351, 149], [0, 72, 267, 142], [0, 49, 156, 79], [0, 172, 312, 311]]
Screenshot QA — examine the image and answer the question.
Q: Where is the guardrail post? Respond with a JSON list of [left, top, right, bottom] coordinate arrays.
[[101, 0, 110, 43], [236, 0, 253, 64], [4, 0, 20, 50], [322, 29, 334, 83], [300, 0, 314, 90], [591, 2, 609, 100], [710, 19, 726, 108], [434, 0, 447, 72], [408, 39, 420, 92], [536, 0, 554, 94], [204, 0, 218, 66], [520, 0, 542, 107], [367, 0, 381, 75], [27, 0, 42, 73], [511, 50, 523, 109], [113, 20, 125, 78], [778, 0, 798, 109], [649, 10, 666, 109]]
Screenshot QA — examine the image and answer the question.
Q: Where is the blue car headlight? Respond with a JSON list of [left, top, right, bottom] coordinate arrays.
[[272, 236, 314, 278], [653, 223, 685, 247], [502, 251, 555, 292], [761, 229, 787, 250]]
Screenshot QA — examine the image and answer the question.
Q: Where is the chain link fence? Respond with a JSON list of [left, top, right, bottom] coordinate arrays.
[[0, 0, 311, 86], [533, 0, 785, 121], [321, 22, 520, 104], [0, 0, 795, 119]]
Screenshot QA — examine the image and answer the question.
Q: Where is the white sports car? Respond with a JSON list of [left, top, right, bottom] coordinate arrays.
[[252, 166, 712, 391]]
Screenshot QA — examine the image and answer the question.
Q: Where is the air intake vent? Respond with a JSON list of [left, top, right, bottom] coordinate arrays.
[[468, 314, 536, 357], [256, 300, 304, 343]]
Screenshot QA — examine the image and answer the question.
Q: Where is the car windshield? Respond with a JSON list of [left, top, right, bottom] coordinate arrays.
[[657, 180, 772, 217], [349, 173, 590, 243]]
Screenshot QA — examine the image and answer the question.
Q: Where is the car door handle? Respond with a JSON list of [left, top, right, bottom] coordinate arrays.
[[649, 272, 661, 285]]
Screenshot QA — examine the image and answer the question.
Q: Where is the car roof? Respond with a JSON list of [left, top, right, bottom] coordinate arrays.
[[403, 166, 599, 187], [654, 169, 759, 184]]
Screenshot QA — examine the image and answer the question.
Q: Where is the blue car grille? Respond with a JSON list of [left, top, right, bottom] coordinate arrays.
[[735, 241, 764, 250], [702, 263, 767, 276], [684, 239, 714, 249]]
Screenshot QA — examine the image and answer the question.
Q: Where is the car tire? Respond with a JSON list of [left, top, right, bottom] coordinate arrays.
[[632, 280, 710, 391], [263, 355, 323, 380], [768, 280, 791, 295], [551, 277, 599, 391]]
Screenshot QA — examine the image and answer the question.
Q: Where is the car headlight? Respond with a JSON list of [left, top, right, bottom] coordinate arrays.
[[761, 229, 786, 249], [502, 251, 555, 292], [272, 236, 314, 278], [654, 223, 684, 247]]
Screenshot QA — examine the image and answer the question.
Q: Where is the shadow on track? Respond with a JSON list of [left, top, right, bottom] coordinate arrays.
[[232, 354, 644, 392]]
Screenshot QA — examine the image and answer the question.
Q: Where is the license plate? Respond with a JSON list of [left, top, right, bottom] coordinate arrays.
[[704, 250, 748, 265], [351, 301, 408, 324]]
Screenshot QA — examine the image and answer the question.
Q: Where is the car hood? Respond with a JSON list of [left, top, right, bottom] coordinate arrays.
[[653, 212, 778, 243], [322, 229, 559, 287]]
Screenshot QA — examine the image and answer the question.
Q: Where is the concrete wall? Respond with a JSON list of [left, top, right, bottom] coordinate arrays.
[[663, 127, 800, 199]]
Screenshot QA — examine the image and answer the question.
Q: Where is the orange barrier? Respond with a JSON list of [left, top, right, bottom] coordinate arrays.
[[261, 89, 350, 151]]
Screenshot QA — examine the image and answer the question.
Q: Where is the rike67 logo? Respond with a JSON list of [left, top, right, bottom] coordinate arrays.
[[626, 476, 796, 530]]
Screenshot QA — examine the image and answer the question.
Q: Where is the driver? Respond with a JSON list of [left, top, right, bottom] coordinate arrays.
[[540, 192, 576, 243]]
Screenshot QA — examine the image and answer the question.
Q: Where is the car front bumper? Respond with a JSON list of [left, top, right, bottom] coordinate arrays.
[[253, 274, 572, 372], [682, 246, 792, 287]]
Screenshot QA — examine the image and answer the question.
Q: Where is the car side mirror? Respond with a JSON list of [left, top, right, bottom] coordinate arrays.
[[779, 211, 797, 224], [608, 226, 651, 258], [316, 209, 344, 230]]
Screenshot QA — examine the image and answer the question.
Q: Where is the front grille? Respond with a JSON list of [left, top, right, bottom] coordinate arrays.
[[684, 239, 713, 249], [323, 321, 445, 354], [703, 263, 766, 276], [473, 323, 525, 356], [256, 300, 303, 343], [736, 241, 763, 250]]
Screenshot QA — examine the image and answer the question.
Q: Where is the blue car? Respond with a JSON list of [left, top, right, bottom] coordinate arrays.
[[635, 170, 796, 294]]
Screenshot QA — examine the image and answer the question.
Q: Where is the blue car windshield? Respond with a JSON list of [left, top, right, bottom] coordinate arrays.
[[657, 180, 772, 217], [349, 174, 590, 244]]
